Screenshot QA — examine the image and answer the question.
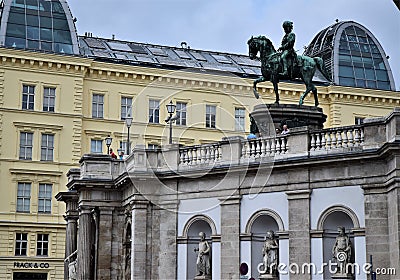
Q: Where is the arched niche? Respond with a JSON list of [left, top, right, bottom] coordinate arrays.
[[245, 209, 283, 279], [184, 215, 214, 280], [318, 206, 357, 280]]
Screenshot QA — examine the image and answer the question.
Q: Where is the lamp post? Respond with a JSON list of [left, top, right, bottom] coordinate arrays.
[[105, 135, 112, 155], [166, 100, 176, 144], [125, 111, 133, 155]]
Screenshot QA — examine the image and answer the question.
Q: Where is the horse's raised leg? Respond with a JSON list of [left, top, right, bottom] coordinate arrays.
[[299, 85, 312, 105], [253, 77, 267, 99]]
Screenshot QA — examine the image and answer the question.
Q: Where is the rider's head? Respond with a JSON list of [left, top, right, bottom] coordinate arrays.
[[283, 21, 293, 32]]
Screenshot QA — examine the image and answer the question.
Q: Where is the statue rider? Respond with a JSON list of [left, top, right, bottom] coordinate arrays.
[[278, 21, 296, 77]]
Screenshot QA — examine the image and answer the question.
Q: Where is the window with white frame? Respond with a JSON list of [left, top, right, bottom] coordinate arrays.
[[92, 94, 104, 118], [205, 105, 216, 128], [41, 134, 54, 161], [17, 182, 31, 213], [121, 97, 132, 120], [235, 108, 245, 131], [22, 85, 35, 110], [176, 102, 187, 126], [43, 87, 55, 112], [90, 139, 103, 153], [19, 132, 33, 160], [15, 233, 28, 256], [38, 184, 52, 213], [36, 234, 49, 256], [149, 99, 160, 123]]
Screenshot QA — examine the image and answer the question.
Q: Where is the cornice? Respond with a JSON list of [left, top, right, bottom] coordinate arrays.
[[0, 48, 91, 75]]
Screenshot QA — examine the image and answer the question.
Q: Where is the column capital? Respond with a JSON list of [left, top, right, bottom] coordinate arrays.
[[130, 199, 150, 210], [219, 195, 241, 205], [78, 205, 93, 215], [286, 189, 312, 200]]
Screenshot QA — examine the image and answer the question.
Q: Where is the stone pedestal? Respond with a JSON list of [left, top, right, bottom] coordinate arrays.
[[251, 104, 327, 136]]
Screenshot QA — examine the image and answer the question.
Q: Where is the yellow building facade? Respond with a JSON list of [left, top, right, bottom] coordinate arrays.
[[0, 45, 398, 279]]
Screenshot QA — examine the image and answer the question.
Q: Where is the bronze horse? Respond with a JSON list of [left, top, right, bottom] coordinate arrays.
[[247, 36, 331, 106]]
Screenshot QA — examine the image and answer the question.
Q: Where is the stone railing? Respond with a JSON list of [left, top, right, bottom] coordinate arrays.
[[241, 135, 288, 159], [179, 143, 222, 166], [310, 125, 364, 151]]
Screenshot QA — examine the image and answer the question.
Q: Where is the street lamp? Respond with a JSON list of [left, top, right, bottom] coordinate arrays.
[[125, 110, 133, 155], [105, 135, 112, 155], [165, 100, 177, 144]]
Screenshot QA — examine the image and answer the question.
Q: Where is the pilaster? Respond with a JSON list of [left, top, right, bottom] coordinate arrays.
[[220, 195, 241, 279], [157, 202, 178, 280], [364, 191, 390, 278], [286, 190, 312, 280], [96, 207, 114, 280], [131, 200, 149, 279]]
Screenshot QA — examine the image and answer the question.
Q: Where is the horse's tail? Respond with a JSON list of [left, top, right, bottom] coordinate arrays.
[[314, 57, 332, 82]]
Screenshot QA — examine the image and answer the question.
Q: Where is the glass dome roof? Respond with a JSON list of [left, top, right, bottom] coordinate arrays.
[[304, 21, 395, 91], [0, 0, 79, 54]]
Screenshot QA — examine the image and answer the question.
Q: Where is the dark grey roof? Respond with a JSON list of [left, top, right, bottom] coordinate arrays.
[[78, 36, 262, 78]]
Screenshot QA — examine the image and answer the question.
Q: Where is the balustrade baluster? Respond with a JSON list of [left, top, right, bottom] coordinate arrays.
[[337, 130, 343, 147], [271, 138, 276, 154], [331, 131, 337, 149], [326, 132, 331, 150], [342, 130, 348, 148], [315, 133, 321, 151], [310, 133, 316, 151], [275, 138, 281, 154], [354, 129, 360, 146], [265, 139, 271, 155], [320, 132, 326, 150], [256, 139, 262, 157]]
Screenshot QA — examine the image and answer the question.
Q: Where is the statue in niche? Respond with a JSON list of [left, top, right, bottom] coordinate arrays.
[[194, 232, 211, 279], [332, 227, 353, 278], [260, 230, 279, 279]]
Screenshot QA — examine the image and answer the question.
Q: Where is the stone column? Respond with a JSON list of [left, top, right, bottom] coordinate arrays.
[[220, 195, 241, 280], [96, 207, 114, 280], [77, 207, 93, 280], [64, 213, 78, 279], [286, 190, 312, 280], [58, 193, 78, 280]]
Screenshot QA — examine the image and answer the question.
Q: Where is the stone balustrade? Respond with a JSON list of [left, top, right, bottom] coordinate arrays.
[[310, 125, 364, 152], [241, 135, 288, 159], [179, 143, 222, 166]]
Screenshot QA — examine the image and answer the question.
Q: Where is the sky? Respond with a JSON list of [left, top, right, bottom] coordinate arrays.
[[67, 0, 400, 90]]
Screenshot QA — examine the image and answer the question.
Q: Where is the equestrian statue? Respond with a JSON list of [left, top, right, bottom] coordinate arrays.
[[247, 21, 331, 107]]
